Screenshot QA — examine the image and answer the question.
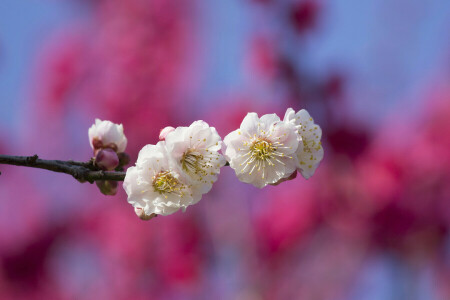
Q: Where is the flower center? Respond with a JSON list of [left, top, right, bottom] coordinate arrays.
[[153, 171, 184, 196], [250, 139, 276, 161], [181, 151, 203, 174], [239, 137, 292, 178], [181, 149, 216, 181]]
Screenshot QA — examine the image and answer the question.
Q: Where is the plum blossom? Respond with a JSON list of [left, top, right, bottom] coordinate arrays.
[[123, 142, 200, 216], [223, 113, 299, 188], [88, 119, 127, 153], [164, 121, 226, 195], [284, 108, 323, 179]]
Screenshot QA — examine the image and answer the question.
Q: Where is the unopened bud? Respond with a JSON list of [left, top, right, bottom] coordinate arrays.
[[89, 119, 127, 153], [96, 180, 118, 195], [118, 152, 130, 166], [159, 126, 175, 141], [270, 170, 297, 186], [134, 207, 157, 221], [95, 148, 119, 171]]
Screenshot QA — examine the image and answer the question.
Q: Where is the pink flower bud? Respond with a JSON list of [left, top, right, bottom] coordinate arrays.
[[95, 148, 119, 171], [96, 180, 118, 195], [134, 207, 156, 221], [159, 126, 175, 141]]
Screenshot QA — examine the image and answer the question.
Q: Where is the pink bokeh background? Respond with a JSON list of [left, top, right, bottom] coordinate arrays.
[[1, 0, 450, 299]]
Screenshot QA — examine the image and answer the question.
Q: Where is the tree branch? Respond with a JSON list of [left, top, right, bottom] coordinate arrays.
[[0, 155, 125, 183]]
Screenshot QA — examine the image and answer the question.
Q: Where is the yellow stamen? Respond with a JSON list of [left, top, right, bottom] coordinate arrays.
[[153, 171, 184, 196]]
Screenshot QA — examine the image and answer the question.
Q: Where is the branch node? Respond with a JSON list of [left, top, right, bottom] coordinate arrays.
[[73, 168, 86, 182], [87, 175, 96, 184], [27, 155, 39, 164]]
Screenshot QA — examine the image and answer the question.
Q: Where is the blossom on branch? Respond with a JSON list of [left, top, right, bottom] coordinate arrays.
[[123, 142, 200, 216], [88, 119, 127, 153], [284, 108, 323, 179], [165, 120, 226, 194], [223, 113, 299, 188]]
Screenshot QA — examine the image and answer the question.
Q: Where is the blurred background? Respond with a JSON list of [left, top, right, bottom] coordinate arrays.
[[0, 0, 450, 299]]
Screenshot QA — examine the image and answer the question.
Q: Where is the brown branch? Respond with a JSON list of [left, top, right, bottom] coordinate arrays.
[[0, 154, 125, 183]]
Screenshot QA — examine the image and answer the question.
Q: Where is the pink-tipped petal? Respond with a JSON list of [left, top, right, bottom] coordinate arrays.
[[159, 126, 175, 141]]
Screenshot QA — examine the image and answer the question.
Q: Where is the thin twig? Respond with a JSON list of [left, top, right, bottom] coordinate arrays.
[[0, 154, 125, 183]]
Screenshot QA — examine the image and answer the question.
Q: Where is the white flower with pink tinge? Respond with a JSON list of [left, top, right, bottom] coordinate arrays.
[[164, 120, 226, 195], [123, 142, 199, 216], [88, 119, 127, 153], [223, 113, 299, 188], [284, 108, 324, 179]]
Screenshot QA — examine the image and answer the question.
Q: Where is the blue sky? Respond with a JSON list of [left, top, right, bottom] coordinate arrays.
[[0, 0, 88, 133], [1, 0, 449, 133]]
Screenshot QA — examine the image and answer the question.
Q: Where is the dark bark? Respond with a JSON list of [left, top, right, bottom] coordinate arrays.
[[0, 155, 125, 183]]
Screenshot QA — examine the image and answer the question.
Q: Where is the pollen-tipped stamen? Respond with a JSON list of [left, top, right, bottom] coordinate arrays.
[[153, 171, 184, 197], [250, 139, 275, 161], [181, 149, 219, 182]]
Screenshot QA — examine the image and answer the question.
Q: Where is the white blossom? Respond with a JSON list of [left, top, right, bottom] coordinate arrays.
[[284, 108, 324, 179], [223, 113, 299, 188], [164, 120, 226, 195], [123, 142, 199, 216], [88, 119, 127, 153]]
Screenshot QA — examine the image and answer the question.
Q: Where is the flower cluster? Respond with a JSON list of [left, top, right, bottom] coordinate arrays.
[[123, 121, 226, 219], [93, 108, 323, 219], [223, 108, 323, 187], [223, 113, 299, 188]]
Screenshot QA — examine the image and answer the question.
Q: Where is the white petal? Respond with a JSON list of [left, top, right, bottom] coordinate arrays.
[[270, 121, 299, 153], [124, 166, 152, 208], [260, 113, 280, 129], [240, 112, 260, 136], [165, 126, 190, 159], [297, 142, 323, 179], [223, 129, 244, 161], [283, 108, 296, 123], [190, 120, 210, 130], [88, 125, 96, 149], [136, 143, 166, 169]]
